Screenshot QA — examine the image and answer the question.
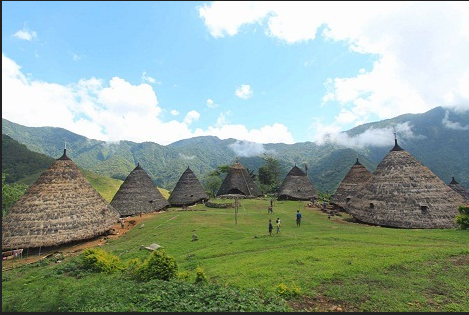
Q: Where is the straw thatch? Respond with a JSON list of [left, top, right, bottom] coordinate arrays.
[[2, 149, 120, 251], [330, 158, 372, 209], [448, 177, 469, 202], [277, 165, 317, 201], [110, 163, 169, 216], [216, 161, 262, 197], [345, 139, 465, 229], [168, 166, 209, 207]]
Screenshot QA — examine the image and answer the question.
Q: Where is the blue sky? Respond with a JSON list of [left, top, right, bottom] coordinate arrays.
[[3, 1, 469, 150]]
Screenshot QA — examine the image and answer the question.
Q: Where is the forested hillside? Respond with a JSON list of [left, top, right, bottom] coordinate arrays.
[[3, 106, 468, 192]]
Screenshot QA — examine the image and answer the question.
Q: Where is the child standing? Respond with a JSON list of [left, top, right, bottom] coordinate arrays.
[[268, 219, 273, 235], [276, 218, 281, 234]]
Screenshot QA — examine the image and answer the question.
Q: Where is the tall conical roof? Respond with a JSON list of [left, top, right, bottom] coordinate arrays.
[[2, 149, 120, 251], [168, 166, 209, 207], [448, 177, 469, 202], [330, 158, 372, 209], [345, 140, 465, 229], [110, 163, 169, 216], [277, 165, 317, 201], [216, 161, 261, 197]]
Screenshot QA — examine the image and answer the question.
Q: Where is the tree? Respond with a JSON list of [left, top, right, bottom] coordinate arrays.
[[258, 155, 282, 194], [205, 165, 232, 197], [2, 173, 28, 216], [455, 204, 469, 230], [204, 175, 221, 197]]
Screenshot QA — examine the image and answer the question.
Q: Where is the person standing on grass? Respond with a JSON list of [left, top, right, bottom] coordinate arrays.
[[276, 218, 281, 234], [296, 210, 302, 227], [268, 219, 273, 236]]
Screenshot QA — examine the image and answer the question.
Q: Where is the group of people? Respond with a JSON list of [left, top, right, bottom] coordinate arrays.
[[268, 218, 282, 235], [268, 210, 302, 235]]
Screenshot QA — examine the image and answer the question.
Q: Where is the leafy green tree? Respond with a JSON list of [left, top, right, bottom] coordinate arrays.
[[205, 175, 221, 197], [455, 204, 469, 230], [2, 173, 28, 216], [258, 155, 281, 194]]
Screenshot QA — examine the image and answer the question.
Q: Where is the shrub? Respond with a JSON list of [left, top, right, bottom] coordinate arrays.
[[194, 266, 208, 284], [131, 249, 178, 282], [81, 248, 124, 274], [275, 282, 301, 300]]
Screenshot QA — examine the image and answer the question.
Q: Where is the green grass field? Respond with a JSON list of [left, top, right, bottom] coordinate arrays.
[[2, 198, 468, 312]]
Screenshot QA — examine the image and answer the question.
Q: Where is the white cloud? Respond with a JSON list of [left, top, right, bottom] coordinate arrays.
[[170, 110, 179, 116], [235, 84, 253, 99], [183, 110, 200, 125], [442, 110, 469, 130], [314, 122, 424, 149], [198, 1, 272, 37], [13, 27, 37, 41], [2, 53, 294, 145], [200, 1, 469, 134], [141, 71, 156, 84], [193, 122, 294, 144], [179, 153, 196, 160], [206, 98, 217, 108], [228, 140, 276, 158]]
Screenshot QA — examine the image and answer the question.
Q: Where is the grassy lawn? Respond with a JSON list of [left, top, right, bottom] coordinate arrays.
[[2, 198, 468, 312]]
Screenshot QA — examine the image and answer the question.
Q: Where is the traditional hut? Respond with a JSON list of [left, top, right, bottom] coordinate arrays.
[[216, 161, 261, 197], [2, 148, 120, 251], [448, 177, 469, 202], [168, 166, 209, 207], [345, 139, 465, 229], [277, 164, 317, 201], [110, 163, 169, 216], [330, 157, 372, 209]]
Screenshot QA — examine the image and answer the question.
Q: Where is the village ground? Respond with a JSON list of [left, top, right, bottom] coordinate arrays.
[[2, 204, 348, 312], [2, 202, 341, 270]]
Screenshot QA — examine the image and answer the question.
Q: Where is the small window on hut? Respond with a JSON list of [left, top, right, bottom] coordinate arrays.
[[369, 203, 374, 209], [420, 205, 428, 213], [346, 197, 351, 202], [149, 200, 153, 203]]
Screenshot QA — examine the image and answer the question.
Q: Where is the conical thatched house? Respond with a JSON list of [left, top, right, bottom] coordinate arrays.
[[110, 163, 169, 216], [448, 177, 469, 202], [168, 166, 209, 207], [330, 158, 372, 209], [277, 165, 317, 201], [2, 149, 120, 251], [216, 161, 261, 197], [345, 139, 465, 229]]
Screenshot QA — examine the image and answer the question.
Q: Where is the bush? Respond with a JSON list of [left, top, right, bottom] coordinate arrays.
[[131, 249, 178, 282], [81, 248, 124, 274], [194, 266, 208, 284], [275, 282, 301, 300]]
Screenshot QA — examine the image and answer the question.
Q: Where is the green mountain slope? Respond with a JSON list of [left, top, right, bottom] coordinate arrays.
[[3, 106, 468, 191]]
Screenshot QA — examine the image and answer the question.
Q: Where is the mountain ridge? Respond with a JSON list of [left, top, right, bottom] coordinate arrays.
[[2, 106, 468, 192]]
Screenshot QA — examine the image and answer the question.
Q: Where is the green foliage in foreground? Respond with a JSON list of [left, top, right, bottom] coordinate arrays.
[[2, 199, 469, 312]]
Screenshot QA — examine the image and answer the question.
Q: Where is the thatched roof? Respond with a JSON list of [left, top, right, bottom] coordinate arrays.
[[345, 139, 465, 229], [168, 166, 209, 207], [330, 158, 372, 209], [216, 161, 261, 197], [448, 177, 469, 202], [110, 163, 169, 216], [277, 165, 317, 201], [2, 149, 120, 251]]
